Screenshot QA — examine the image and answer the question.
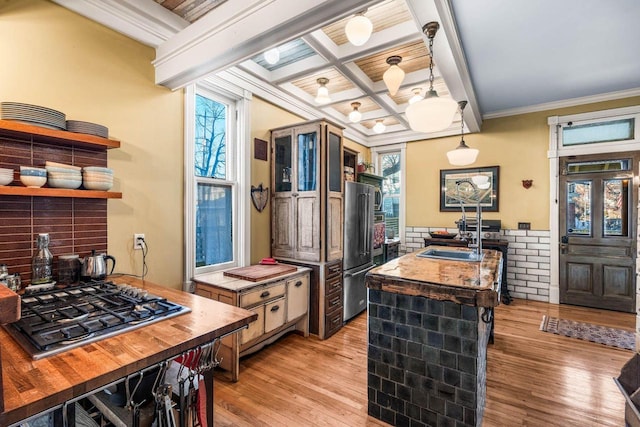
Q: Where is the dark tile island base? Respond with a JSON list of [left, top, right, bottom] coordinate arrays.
[[365, 247, 502, 427]]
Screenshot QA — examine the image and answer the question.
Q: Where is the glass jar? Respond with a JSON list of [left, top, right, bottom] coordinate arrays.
[[31, 233, 53, 284]]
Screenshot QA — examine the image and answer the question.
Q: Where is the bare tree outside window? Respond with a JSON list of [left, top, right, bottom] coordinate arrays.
[[195, 94, 226, 179]]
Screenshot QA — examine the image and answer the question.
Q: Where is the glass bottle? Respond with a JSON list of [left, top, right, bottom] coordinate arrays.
[[31, 233, 53, 284]]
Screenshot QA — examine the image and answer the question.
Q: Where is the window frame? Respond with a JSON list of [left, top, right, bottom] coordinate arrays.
[[371, 143, 406, 242], [183, 81, 251, 290]]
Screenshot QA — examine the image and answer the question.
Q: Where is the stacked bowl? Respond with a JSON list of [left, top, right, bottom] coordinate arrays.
[[45, 161, 82, 189], [83, 166, 113, 191], [0, 168, 14, 186], [20, 166, 47, 188]]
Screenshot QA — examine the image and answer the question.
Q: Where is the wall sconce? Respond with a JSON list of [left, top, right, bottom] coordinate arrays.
[[373, 119, 386, 134], [315, 77, 331, 104], [349, 102, 362, 123], [409, 88, 423, 105], [522, 180, 533, 189], [383, 56, 405, 96], [263, 47, 280, 65], [405, 22, 458, 133], [446, 100, 478, 166], [345, 11, 372, 46]]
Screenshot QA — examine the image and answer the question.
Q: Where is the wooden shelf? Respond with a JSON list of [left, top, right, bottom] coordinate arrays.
[[0, 186, 122, 199], [0, 119, 120, 149]]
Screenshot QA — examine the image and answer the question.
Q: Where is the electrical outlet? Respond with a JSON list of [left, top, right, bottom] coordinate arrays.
[[134, 233, 145, 250]]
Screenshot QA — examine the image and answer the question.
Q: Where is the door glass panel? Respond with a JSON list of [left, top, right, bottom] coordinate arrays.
[[328, 131, 341, 192], [566, 159, 630, 174], [297, 132, 317, 192], [274, 135, 292, 192], [603, 179, 629, 237], [566, 181, 591, 235]]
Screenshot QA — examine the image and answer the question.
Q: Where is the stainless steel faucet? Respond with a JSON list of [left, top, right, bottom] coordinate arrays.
[[455, 179, 482, 260]]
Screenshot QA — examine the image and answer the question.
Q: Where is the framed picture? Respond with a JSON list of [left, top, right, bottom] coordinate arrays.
[[440, 166, 499, 212]]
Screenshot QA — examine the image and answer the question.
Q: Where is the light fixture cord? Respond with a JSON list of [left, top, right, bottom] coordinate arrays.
[[428, 35, 435, 92], [460, 103, 464, 141]]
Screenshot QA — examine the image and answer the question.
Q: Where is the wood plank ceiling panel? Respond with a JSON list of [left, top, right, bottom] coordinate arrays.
[[355, 40, 430, 84], [154, 0, 227, 23]]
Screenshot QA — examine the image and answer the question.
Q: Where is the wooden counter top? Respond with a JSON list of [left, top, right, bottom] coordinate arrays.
[[366, 246, 501, 307], [0, 276, 257, 426], [194, 266, 310, 292]]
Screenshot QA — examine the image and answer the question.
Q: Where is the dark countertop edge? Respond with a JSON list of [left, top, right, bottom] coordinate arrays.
[[366, 273, 499, 308], [0, 279, 257, 426]]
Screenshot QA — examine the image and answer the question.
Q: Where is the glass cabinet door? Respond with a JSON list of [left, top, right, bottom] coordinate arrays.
[[328, 130, 342, 192], [297, 131, 317, 192], [274, 134, 292, 192]]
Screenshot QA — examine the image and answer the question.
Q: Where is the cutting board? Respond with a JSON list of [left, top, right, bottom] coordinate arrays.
[[223, 264, 297, 282], [0, 285, 20, 324]]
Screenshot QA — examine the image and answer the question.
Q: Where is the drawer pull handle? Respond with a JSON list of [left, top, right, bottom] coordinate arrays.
[[295, 280, 303, 287], [330, 297, 340, 306], [260, 291, 270, 298], [331, 317, 340, 325], [270, 305, 280, 312]]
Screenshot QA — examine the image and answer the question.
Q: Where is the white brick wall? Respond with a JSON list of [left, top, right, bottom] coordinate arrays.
[[400, 226, 551, 302]]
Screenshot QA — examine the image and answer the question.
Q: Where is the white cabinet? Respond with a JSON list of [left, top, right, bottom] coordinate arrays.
[[194, 267, 310, 382]]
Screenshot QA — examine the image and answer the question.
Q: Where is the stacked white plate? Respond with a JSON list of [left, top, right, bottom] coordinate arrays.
[[83, 166, 113, 191], [1, 102, 66, 130], [0, 167, 14, 186], [66, 120, 109, 138], [45, 161, 82, 189]]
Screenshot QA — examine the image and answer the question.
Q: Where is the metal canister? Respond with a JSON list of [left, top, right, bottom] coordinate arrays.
[[58, 254, 80, 285]]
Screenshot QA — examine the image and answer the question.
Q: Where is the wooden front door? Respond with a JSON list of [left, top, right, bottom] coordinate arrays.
[[559, 153, 638, 312]]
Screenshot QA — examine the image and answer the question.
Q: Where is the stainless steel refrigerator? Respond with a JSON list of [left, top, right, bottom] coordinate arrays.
[[343, 181, 375, 321]]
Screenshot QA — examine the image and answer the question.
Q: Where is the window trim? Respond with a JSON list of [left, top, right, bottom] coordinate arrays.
[[183, 82, 251, 291], [371, 143, 406, 244]]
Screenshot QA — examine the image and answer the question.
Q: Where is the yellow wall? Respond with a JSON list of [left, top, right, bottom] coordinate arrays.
[[407, 96, 640, 230], [0, 1, 184, 287]]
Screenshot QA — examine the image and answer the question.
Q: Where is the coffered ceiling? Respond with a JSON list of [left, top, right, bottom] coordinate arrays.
[[54, 0, 640, 147]]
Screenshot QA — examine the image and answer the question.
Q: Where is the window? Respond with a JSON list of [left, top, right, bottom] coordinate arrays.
[[372, 143, 406, 241], [562, 118, 634, 146], [185, 83, 249, 283]]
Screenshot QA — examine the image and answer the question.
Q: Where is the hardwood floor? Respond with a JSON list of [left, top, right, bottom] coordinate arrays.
[[213, 299, 635, 426]]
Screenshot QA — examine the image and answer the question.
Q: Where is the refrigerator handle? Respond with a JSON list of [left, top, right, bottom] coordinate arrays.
[[358, 193, 366, 255], [365, 192, 371, 254], [344, 264, 377, 278]]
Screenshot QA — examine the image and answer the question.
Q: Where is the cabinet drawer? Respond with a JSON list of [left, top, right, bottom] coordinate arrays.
[[324, 309, 343, 338], [286, 275, 309, 322], [325, 274, 342, 296], [325, 261, 342, 278], [325, 287, 343, 313], [240, 305, 265, 345], [265, 297, 286, 333], [240, 282, 286, 308]]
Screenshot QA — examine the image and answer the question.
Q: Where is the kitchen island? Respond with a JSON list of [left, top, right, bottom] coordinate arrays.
[[0, 276, 257, 426], [365, 246, 502, 427]]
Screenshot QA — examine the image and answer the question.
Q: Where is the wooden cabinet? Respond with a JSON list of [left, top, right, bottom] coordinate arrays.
[[384, 239, 400, 262], [193, 267, 310, 381], [271, 120, 343, 262]]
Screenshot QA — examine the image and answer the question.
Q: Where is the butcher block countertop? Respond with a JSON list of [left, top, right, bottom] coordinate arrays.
[[0, 276, 257, 426], [366, 246, 502, 307]]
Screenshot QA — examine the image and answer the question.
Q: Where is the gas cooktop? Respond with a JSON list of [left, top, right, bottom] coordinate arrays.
[[3, 280, 190, 360]]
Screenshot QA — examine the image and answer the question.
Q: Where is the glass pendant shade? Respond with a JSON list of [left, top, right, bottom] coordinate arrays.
[[373, 120, 386, 134], [345, 14, 373, 46], [315, 78, 331, 104], [446, 141, 479, 166], [406, 90, 459, 133], [349, 102, 362, 123], [264, 48, 280, 65], [383, 56, 404, 96], [409, 88, 423, 105]]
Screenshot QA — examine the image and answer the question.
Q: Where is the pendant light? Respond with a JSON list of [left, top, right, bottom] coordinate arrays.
[[345, 11, 372, 46], [263, 47, 280, 65], [383, 56, 405, 96], [409, 88, 423, 105], [405, 22, 458, 133], [315, 78, 331, 105], [373, 119, 386, 134], [446, 101, 479, 166], [349, 102, 362, 123]]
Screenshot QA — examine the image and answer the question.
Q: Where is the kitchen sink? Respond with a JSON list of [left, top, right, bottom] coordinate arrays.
[[417, 248, 483, 262]]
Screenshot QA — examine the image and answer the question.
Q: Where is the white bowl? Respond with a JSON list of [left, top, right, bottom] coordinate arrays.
[[20, 166, 46, 177], [48, 171, 82, 179], [0, 174, 13, 186], [45, 161, 81, 171], [83, 166, 113, 175], [20, 174, 46, 188], [46, 165, 82, 175], [83, 180, 112, 191], [83, 175, 113, 183], [48, 177, 82, 189]]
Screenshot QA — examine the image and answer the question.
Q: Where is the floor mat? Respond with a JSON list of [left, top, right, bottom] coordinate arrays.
[[540, 315, 635, 351]]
